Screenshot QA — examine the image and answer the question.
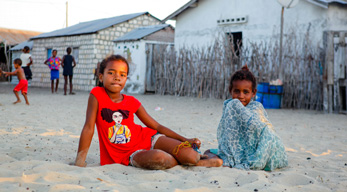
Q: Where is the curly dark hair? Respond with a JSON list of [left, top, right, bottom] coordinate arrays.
[[228, 65, 257, 93], [98, 55, 129, 87], [101, 108, 130, 123]]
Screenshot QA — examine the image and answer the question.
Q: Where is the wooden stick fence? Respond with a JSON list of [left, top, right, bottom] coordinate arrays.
[[152, 32, 324, 110]]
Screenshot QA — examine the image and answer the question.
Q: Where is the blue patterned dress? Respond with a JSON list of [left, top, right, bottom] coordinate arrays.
[[216, 99, 288, 171]]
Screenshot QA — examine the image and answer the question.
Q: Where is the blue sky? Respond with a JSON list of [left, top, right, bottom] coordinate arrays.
[[0, 0, 190, 32]]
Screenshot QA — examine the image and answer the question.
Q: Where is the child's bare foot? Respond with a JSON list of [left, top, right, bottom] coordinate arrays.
[[196, 157, 223, 167], [26, 102, 30, 105], [13, 100, 21, 104]]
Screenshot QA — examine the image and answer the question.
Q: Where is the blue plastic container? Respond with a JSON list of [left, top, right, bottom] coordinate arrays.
[[256, 82, 270, 103], [269, 85, 283, 94], [263, 93, 282, 109], [256, 92, 263, 103], [257, 82, 269, 93]]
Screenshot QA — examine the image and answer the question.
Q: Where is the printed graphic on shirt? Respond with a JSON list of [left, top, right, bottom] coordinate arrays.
[[101, 108, 131, 144]]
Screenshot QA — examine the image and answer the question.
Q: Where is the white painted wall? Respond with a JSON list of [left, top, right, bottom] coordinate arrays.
[[327, 4, 347, 31], [174, 0, 346, 49], [114, 40, 147, 94]]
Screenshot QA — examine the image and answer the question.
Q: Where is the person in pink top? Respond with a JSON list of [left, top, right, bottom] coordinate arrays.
[[44, 49, 61, 93]]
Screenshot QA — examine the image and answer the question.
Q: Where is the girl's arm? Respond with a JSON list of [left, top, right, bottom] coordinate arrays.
[[27, 57, 33, 67], [75, 94, 98, 167], [136, 105, 188, 142], [72, 56, 77, 68]]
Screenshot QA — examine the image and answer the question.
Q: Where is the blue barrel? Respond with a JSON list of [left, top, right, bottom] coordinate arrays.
[[263, 93, 282, 109], [256, 92, 263, 102], [256, 82, 270, 103], [257, 82, 269, 93], [269, 85, 283, 94]]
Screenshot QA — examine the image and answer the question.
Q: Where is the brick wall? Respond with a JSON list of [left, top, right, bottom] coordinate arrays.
[[31, 14, 160, 92]]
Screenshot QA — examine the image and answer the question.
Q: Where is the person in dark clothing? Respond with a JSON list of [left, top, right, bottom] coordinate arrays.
[[62, 47, 77, 95]]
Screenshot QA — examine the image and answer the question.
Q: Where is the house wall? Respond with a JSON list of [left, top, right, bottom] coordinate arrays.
[[114, 40, 147, 94], [145, 27, 175, 42], [114, 40, 174, 94], [174, 0, 346, 49], [31, 14, 160, 91], [327, 4, 347, 31]]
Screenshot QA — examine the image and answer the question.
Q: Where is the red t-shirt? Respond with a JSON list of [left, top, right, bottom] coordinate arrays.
[[91, 87, 157, 166]]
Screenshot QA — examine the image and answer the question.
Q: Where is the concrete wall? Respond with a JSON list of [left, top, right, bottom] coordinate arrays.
[[114, 40, 148, 94], [30, 14, 160, 91], [174, 0, 346, 49]]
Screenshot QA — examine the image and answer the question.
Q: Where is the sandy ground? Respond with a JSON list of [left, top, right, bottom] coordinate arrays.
[[0, 82, 346, 192]]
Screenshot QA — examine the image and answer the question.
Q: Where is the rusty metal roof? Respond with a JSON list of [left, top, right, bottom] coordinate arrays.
[[0, 27, 41, 46], [114, 24, 172, 42]]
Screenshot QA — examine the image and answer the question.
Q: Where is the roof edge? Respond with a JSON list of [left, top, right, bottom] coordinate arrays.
[[113, 24, 172, 42], [162, 0, 199, 23], [30, 32, 96, 40], [306, 0, 347, 8]]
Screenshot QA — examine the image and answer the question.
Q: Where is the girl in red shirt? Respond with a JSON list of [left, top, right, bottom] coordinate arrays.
[[75, 55, 223, 169]]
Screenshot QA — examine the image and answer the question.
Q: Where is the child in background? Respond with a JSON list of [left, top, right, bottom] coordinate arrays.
[[205, 65, 288, 171], [93, 62, 101, 86], [20, 46, 33, 82], [0, 58, 30, 105], [75, 55, 222, 169], [44, 49, 61, 93], [61, 47, 77, 95]]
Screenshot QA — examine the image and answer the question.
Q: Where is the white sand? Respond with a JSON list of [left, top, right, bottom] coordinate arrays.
[[0, 82, 346, 192]]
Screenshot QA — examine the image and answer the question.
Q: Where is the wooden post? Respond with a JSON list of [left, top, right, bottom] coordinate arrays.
[[279, 6, 285, 81], [325, 31, 334, 113]]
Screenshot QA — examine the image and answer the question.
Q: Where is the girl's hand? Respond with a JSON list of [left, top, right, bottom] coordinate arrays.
[[187, 138, 201, 148], [187, 138, 202, 154]]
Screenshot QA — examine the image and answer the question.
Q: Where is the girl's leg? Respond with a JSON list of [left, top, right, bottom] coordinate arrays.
[[131, 149, 178, 170], [154, 136, 223, 167], [55, 79, 59, 92], [64, 76, 68, 95], [69, 75, 74, 94], [51, 80, 54, 93]]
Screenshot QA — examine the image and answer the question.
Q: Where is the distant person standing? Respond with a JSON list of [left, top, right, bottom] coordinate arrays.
[[44, 49, 61, 93], [93, 62, 101, 86], [20, 46, 33, 82], [62, 47, 77, 95]]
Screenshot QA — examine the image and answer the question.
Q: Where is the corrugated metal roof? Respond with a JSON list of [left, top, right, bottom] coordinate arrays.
[[31, 12, 154, 40], [162, 0, 347, 22], [162, 0, 198, 22], [0, 28, 41, 45], [114, 24, 171, 42], [9, 40, 33, 51], [307, 0, 347, 8]]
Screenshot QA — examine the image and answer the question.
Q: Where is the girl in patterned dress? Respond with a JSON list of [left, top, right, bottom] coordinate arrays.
[[205, 65, 288, 171]]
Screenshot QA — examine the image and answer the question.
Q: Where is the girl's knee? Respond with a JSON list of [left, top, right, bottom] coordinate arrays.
[[135, 150, 178, 169], [177, 149, 200, 165]]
